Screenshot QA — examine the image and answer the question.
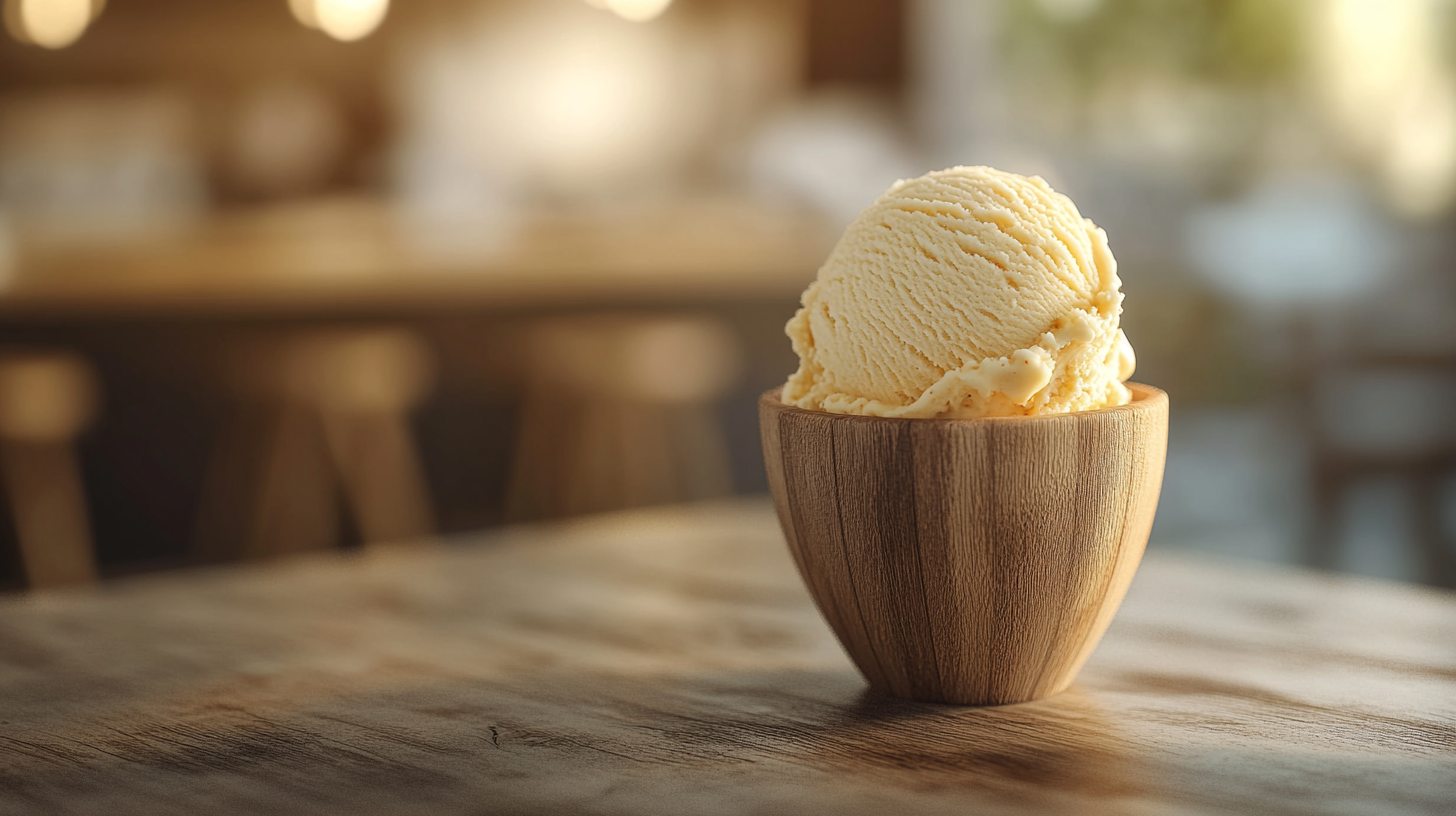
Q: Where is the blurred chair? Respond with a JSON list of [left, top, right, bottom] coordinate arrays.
[[507, 315, 743, 520], [0, 351, 100, 588], [1300, 344, 1456, 587], [195, 328, 436, 561]]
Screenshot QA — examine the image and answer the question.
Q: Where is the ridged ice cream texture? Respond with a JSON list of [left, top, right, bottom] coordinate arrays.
[[783, 166, 1135, 419]]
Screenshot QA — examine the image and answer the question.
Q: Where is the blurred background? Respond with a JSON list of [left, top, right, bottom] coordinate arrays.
[[0, 0, 1452, 590]]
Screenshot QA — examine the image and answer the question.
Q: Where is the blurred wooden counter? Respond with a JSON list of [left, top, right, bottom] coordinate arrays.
[[0, 197, 835, 317], [2, 499, 1453, 816]]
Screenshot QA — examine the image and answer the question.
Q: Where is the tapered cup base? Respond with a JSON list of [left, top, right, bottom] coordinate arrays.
[[760, 384, 1168, 705]]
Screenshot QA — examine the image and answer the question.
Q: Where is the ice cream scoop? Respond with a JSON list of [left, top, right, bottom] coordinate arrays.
[[783, 166, 1135, 419], [762, 166, 1167, 705]]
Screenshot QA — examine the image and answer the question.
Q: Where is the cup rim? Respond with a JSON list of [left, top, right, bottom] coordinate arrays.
[[760, 382, 1167, 425]]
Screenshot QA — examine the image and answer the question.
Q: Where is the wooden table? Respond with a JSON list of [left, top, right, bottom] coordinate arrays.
[[0, 197, 833, 318], [2, 499, 1453, 815], [0, 196, 832, 566]]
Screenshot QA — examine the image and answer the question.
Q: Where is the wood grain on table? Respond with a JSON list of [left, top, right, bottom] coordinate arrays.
[[1, 499, 1452, 816]]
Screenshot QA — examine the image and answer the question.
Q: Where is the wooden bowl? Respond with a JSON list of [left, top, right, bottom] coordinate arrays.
[[760, 383, 1168, 705]]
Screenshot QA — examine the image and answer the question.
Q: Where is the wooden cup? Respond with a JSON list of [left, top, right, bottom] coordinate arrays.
[[760, 383, 1168, 705]]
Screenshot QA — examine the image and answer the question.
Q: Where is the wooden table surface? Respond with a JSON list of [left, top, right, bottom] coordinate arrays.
[[0, 197, 833, 317], [2, 499, 1453, 815]]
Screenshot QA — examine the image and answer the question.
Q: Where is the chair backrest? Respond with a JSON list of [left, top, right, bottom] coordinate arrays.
[[0, 351, 98, 442], [527, 315, 742, 403], [231, 328, 436, 413]]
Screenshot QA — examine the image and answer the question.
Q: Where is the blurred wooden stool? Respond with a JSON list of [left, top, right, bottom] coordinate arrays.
[[0, 351, 99, 588], [507, 315, 743, 520], [1301, 352, 1456, 587], [195, 328, 437, 561]]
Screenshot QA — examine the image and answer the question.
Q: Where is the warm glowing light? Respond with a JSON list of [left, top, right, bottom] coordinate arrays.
[[493, 20, 672, 181], [2, 0, 32, 44], [288, 0, 318, 29], [4, 0, 91, 48], [291, 0, 388, 41], [1384, 77, 1456, 216], [396, 2, 697, 196], [1314, 0, 1456, 216], [317, 0, 387, 41], [588, 0, 673, 23]]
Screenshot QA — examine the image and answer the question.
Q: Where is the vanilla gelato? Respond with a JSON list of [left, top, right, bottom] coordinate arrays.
[[783, 166, 1135, 419]]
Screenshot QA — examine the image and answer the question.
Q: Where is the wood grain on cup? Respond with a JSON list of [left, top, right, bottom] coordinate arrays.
[[760, 383, 1168, 705]]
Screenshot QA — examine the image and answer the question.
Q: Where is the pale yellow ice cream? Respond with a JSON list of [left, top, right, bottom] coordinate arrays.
[[783, 166, 1135, 419]]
